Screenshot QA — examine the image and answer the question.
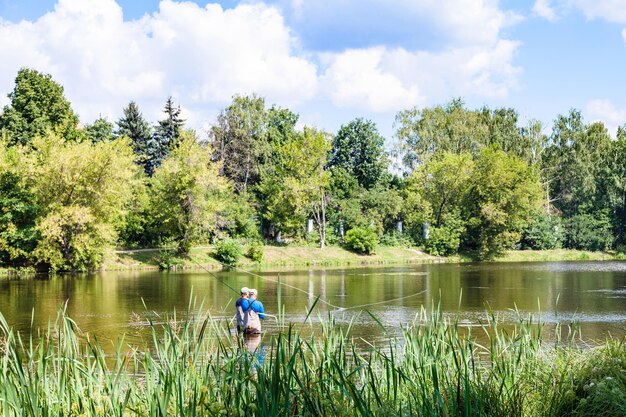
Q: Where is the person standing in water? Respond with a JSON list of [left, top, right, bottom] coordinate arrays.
[[235, 287, 250, 332], [244, 288, 265, 334]]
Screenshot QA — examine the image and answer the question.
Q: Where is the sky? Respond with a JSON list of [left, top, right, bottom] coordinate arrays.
[[1, 0, 626, 140]]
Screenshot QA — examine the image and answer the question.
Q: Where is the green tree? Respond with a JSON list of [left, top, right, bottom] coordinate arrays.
[[0, 68, 81, 145], [150, 96, 185, 175], [31, 134, 139, 270], [84, 117, 114, 143], [116, 101, 153, 174], [465, 148, 542, 259], [329, 118, 388, 189], [258, 127, 331, 246], [410, 152, 474, 228], [148, 132, 229, 254], [395, 99, 489, 169], [0, 141, 40, 265], [210, 94, 268, 193]]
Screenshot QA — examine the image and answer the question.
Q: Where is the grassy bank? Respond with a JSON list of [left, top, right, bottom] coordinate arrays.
[[103, 244, 440, 272], [2, 246, 622, 276], [0, 304, 624, 416], [104, 245, 622, 273]]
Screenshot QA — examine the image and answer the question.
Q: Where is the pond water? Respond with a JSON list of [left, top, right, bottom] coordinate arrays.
[[1, 261, 625, 347]]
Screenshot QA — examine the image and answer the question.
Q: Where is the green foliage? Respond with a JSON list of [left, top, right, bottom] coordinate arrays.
[[214, 238, 242, 266], [466, 148, 543, 260], [34, 206, 112, 271], [411, 151, 473, 227], [565, 211, 614, 251], [258, 127, 330, 241], [0, 303, 623, 416], [345, 227, 378, 254], [221, 192, 260, 240], [522, 213, 564, 250], [379, 232, 413, 247], [424, 219, 464, 256], [0, 68, 81, 145], [116, 101, 153, 175], [395, 99, 546, 169], [0, 142, 40, 265], [155, 238, 182, 271], [246, 242, 264, 262], [148, 132, 229, 254], [83, 117, 114, 143], [210, 94, 272, 193], [31, 134, 138, 270], [149, 96, 185, 175], [551, 341, 626, 416], [329, 118, 388, 189]]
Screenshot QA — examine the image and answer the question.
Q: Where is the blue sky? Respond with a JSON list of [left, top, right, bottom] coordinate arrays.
[[1, 0, 626, 140]]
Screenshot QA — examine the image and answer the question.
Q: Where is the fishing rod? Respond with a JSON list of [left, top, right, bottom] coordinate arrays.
[[183, 252, 429, 313]]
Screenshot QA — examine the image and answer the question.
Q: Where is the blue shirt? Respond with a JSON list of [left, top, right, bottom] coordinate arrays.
[[248, 299, 265, 319]]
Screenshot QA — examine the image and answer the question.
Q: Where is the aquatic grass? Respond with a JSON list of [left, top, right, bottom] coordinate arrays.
[[0, 302, 624, 416]]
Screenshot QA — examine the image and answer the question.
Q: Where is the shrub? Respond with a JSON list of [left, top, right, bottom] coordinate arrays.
[[565, 211, 613, 251], [345, 227, 378, 254], [246, 243, 264, 263], [214, 239, 242, 266], [379, 232, 413, 247], [424, 226, 461, 256], [551, 341, 626, 416], [521, 213, 564, 250]]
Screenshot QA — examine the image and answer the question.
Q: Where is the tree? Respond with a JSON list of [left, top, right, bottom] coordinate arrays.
[[116, 101, 153, 174], [410, 152, 474, 228], [149, 96, 185, 175], [84, 117, 114, 143], [0, 68, 81, 145], [31, 134, 139, 270], [329, 118, 388, 189], [258, 127, 331, 247], [148, 132, 229, 254], [394, 99, 489, 169], [210, 95, 269, 193], [0, 141, 40, 266], [465, 148, 542, 259]]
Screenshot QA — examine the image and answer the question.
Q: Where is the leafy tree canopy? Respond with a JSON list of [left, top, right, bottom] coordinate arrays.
[[0, 68, 81, 145]]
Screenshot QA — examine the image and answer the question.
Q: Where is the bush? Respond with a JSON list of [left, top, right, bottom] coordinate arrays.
[[246, 243, 264, 263], [521, 213, 564, 250], [345, 227, 378, 254], [424, 226, 461, 256], [551, 341, 626, 416], [565, 212, 614, 251], [379, 232, 414, 247], [214, 239, 242, 266]]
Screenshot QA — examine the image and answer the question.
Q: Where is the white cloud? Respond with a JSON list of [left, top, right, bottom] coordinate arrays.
[[569, 0, 626, 23], [586, 99, 626, 137], [0, 0, 523, 130], [0, 0, 318, 128], [319, 48, 423, 112], [622, 27, 626, 42], [533, 0, 558, 21], [320, 40, 521, 112]]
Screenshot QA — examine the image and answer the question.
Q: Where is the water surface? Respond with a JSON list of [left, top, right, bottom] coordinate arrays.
[[1, 261, 625, 347]]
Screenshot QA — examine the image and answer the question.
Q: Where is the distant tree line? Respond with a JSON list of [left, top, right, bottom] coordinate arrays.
[[0, 68, 624, 270]]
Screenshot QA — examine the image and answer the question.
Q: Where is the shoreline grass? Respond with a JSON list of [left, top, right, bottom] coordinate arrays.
[[1, 246, 622, 277], [0, 303, 624, 416]]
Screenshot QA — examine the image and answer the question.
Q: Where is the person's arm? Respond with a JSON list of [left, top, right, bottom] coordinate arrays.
[[253, 301, 266, 319]]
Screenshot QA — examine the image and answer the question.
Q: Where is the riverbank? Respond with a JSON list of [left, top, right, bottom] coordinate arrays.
[[1, 246, 621, 276]]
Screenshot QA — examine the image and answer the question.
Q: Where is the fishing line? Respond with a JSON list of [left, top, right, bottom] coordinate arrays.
[[185, 253, 429, 313]]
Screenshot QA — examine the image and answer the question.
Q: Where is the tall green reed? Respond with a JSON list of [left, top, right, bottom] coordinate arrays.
[[0, 300, 623, 416]]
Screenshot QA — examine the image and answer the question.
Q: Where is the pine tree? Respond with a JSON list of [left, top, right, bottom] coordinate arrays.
[[116, 101, 153, 174], [149, 97, 185, 175]]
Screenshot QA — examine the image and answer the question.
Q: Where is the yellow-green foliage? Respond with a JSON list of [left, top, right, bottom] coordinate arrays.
[[31, 133, 139, 270]]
